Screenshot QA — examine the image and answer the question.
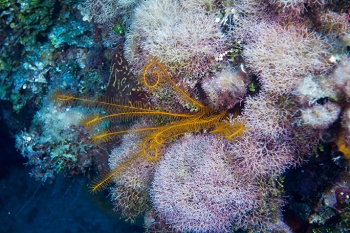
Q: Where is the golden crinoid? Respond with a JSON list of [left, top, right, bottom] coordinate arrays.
[[54, 59, 246, 193]]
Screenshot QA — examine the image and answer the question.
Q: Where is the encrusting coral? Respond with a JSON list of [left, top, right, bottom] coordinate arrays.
[[202, 67, 249, 110], [293, 75, 338, 106], [15, 101, 106, 182], [301, 102, 342, 129], [332, 56, 350, 99]]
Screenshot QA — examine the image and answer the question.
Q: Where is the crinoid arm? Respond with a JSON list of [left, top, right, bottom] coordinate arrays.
[[90, 126, 159, 145], [89, 171, 117, 193], [211, 119, 247, 140], [142, 59, 208, 113], [89, 154, 140, 193], [52, 90, 77, 106], [83, 110, 199, 129], [54, 91, 199, 129]]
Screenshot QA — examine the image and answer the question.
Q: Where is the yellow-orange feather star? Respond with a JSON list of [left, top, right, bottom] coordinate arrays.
[[54, 60, 246, 193]]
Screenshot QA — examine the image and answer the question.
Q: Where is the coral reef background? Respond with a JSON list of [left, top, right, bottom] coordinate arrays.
[[1, 0, 350, 232]]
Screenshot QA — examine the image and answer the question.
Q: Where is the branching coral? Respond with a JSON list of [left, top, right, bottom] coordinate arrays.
[[124, 0, 226, 75], [228, 131, 297, 178], [151, 133, 288, 232], [242, 92, 292, 140], [268, 0, 328, 19], [232, 20, 333, 96], [151, 134, 262, 232], [227, 93, 298, 178]]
